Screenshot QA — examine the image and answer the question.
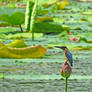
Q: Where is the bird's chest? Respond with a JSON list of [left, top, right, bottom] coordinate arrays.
[[64, 50, 68, 60]]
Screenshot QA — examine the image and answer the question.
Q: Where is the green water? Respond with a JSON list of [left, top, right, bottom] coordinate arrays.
[[0, 1, 92, 92], [0, 48, 92, 92]]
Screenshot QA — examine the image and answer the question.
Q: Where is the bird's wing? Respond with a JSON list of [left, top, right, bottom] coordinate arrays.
[[65, 51, 73, 64]]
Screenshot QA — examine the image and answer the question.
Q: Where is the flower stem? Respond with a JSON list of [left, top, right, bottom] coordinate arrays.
[[65, 77, 68, 92], [30, 0, 37, 40]]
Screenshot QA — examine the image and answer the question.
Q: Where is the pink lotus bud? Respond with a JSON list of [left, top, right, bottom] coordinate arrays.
[[61, 62, 72, 78]]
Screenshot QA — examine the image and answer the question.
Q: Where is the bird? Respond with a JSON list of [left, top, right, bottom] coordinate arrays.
[[55, 46, 73, 66]]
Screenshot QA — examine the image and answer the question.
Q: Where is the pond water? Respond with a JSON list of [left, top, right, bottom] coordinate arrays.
[[0, 1, 92, 91], [0, 49, 92, 92]]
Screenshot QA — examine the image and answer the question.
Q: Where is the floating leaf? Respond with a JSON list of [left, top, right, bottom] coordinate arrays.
[[42, 0, 59, 8], [0, 42, 5, 47], [36, 16, 53, 22], [7, 40, 27, 48], [0, 45, 47, 58], [5, 33, 43, 39], [33, 22, 64, 33], [58, 0, 69, 10], [87, 40, 92, 43]]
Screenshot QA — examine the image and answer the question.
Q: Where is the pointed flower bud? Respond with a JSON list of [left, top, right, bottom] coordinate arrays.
[[61, 62, 72, 78]]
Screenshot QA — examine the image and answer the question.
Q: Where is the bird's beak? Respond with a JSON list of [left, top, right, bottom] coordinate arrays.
[[54, 46, 64, 49]]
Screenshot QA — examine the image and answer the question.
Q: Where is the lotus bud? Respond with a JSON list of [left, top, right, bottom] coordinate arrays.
[[61, 62, 72, 78]]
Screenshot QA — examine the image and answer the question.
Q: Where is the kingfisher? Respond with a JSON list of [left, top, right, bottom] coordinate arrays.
[[55, 46, 73, 66]]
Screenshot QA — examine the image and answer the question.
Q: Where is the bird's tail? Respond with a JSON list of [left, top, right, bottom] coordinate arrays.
[[70, 62, 73, 67], [69, 61, 73, 66]]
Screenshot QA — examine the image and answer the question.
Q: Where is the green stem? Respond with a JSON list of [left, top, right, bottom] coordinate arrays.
[[30, 0, 37, 40], [3, 72, 5, 80], [19, 24, 23, 32], [32, 31, 34, 40], [25, 0, 34, 32], [65, 77, 68, 92]]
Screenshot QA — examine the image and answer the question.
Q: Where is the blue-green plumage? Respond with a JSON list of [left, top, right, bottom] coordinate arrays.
[[65, 51, 73, 66]]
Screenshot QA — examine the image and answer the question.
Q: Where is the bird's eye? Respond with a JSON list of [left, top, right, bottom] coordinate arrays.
[[65, 48, 67, 50]]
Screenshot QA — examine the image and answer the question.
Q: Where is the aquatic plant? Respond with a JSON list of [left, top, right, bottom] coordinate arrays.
[[30, 0, 38, 40], [61, 62, 72, 92], [25, 0, 34, 32]]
